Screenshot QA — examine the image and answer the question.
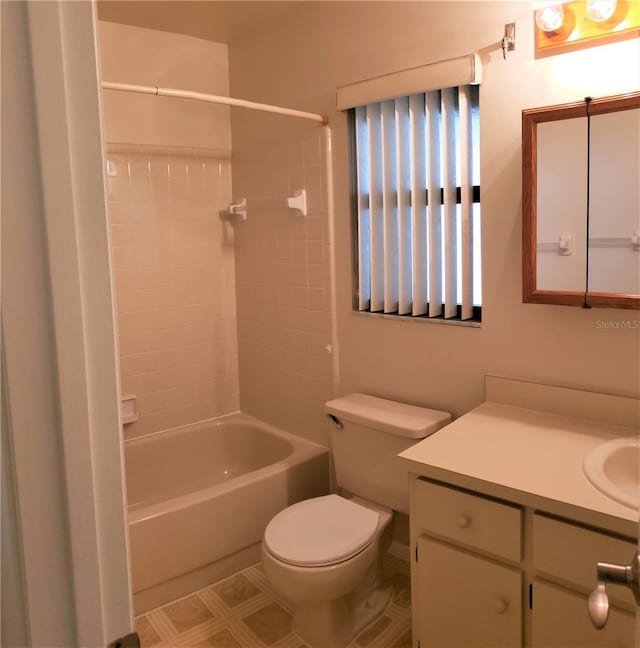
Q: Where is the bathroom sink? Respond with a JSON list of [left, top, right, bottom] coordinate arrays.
[[583, 436, 640, 509]]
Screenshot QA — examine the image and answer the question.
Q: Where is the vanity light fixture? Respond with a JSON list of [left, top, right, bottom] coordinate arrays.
[[586, 0, 618, 22], [534, 0, 640, 58], [535, 3, 565, 32]]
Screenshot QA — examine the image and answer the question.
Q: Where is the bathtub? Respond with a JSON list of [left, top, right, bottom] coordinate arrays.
[[125, 412, 330, 613]]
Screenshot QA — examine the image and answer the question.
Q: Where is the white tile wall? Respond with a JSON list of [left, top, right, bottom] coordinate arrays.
[[232, 131, 335, 447], [107, 146, 239, 438]]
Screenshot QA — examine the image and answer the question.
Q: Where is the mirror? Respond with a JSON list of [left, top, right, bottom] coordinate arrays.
[[522, 92, 640, 309]]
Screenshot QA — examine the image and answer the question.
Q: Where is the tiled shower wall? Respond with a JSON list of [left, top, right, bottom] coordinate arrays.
[[232, 129, 336, 447], [107, 147, 239, 438]]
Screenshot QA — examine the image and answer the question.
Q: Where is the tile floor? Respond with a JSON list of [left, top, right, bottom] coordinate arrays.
[[135, 554, 412, 648]]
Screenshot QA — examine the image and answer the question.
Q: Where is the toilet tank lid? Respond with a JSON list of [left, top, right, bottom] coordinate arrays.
[[325, 393, 452, 439]]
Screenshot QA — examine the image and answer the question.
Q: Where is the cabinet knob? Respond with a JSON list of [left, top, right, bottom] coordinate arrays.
[[456, 514, 471, 529], [588, 582, 609, 629], [494, 598, 508, 614]]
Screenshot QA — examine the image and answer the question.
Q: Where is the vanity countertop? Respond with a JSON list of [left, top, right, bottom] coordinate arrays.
[[399, 400, 638, 538]]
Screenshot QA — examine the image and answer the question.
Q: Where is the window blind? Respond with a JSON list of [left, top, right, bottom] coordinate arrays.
[[352, 85, 481, 321]]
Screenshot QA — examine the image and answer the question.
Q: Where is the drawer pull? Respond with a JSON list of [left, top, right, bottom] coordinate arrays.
[[494, 598, 508, 614], [456, 515, 471, 529]]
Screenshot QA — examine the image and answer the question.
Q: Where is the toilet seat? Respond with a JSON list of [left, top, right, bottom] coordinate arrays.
[[264, 494, 380, 567]]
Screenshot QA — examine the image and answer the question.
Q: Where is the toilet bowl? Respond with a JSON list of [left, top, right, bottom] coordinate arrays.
[[261, 495, 393, 647], [261, 394, 452, 648]]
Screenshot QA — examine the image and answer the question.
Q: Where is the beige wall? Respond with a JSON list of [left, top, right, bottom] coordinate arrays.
[[98, 21, 231, 150], [229, 1, 640, 422], [99, 23, 239, 438], [233, 124, 335, 446]]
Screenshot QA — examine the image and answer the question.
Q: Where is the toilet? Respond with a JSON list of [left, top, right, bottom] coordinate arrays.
[[261, 393, 451, 647]]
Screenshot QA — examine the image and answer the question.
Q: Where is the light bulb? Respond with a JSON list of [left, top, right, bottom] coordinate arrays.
[[586, 0, 617, 22], [535, 3, 565, 32]]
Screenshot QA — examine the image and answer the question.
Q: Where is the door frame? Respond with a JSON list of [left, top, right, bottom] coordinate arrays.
[[2, 0, 132, 644]]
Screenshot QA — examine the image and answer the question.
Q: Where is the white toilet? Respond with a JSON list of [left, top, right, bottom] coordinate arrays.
[[261, 393, 451, 647]]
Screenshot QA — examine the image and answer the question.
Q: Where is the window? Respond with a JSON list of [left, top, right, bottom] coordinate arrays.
[[350, 84, 481, 322]]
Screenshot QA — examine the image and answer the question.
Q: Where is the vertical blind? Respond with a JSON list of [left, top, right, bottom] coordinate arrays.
[[353, 84, 481, 321]]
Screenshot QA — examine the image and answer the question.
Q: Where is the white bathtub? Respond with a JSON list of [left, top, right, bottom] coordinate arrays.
[[125, 412, 330, 613]]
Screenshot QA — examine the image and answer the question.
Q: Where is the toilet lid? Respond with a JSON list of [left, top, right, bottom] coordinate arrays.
[[264, 495, 379, 567]]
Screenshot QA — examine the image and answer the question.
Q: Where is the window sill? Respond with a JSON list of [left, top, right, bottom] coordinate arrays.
[[351, 310, 481, 328]]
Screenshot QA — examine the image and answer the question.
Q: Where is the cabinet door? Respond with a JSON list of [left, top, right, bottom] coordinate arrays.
[[416, 537, 522, 647], [532, 579, 634, 648]]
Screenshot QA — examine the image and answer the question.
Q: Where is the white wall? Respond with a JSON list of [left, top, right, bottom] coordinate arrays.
[[229, 1, 640, 421]]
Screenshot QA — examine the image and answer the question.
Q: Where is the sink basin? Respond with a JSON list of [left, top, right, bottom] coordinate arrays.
[[583, 436, 640, 509]]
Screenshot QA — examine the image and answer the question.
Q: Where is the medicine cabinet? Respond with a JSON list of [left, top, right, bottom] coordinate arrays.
[[522, 91, 640, 309]]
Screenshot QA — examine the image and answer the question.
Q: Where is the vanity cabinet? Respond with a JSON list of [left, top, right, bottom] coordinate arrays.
[[531, 580, 633, 648], [531, 514, 635, 648], [416, 537, 522, 647], [410, 477, 636, 648]]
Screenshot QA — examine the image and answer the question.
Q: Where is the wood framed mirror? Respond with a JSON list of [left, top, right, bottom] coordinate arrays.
[[522, 91, 640, 309]]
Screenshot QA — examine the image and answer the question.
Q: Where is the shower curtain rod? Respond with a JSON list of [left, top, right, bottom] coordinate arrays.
[[102, 82, 329, 125]]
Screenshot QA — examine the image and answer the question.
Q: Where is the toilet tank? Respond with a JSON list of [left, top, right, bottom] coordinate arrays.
[[325, 394, 451, 514]]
